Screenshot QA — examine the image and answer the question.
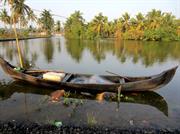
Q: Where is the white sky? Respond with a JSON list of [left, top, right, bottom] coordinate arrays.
[[0, 0, 180, 24]]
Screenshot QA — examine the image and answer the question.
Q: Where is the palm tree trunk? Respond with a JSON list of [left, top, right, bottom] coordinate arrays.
[[13, 18, 23, 68], [97, 24, 101, 37]]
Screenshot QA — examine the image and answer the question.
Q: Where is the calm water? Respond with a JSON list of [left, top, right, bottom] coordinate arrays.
[[0, 36, 180, 128]]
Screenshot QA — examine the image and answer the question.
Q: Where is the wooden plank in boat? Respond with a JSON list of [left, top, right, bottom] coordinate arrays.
[[62, 74, 72, 82]]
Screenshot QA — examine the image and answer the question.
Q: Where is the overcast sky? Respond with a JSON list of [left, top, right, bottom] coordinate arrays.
[[0, 0, 180, 23]]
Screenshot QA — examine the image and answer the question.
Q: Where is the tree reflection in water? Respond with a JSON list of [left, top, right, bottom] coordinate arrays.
[[0, 81, 168, 116], [0, 37, 180, 67]]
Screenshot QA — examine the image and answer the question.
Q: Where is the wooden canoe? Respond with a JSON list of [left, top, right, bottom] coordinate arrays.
[[0, 57, 178, 93]]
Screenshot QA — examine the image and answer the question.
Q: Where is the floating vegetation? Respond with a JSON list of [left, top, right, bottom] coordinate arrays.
[[63, 98, 84, 107], [87, 113, 97, 126]]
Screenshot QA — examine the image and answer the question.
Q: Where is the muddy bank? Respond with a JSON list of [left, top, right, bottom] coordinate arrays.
[[0, 121, 180, 134], [0, 84, 180, 133]]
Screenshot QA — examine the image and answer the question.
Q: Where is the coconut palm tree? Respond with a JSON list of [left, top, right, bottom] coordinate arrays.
[[90, 13, 108, 38], [64, 10, 85, 39], [121, 12, 130, 32], [28, 10, 37, 22], [2, 0, 35, 67], [39, 9, 54, 35], [11, 0, 35, 67], [162, 13, 176, 27], [0, 9, 11, 28], [1, 0, 14, 5], [55, 20, 61, 33], [146, 9, 163, 29], [135, 12, 145, 30], [19, 15, 28, 28], [114, 19, 123, 38], [27, 10, 37, 28]]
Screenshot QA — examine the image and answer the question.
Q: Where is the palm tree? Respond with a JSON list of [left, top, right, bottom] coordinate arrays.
[[28, 10, 37, 22], [121, 12, 130, 32], [19, 15, 28, 28], [2, 0, 35, 67], [11, 0, 35, 67], [1, 0, 14, 5], [0, 9, 11, 28], [90, 13, 108, 38], [55, 20, 61, 33], [146, 9, 163, 29], [64, 11, 85, 39], [162, 13, 175, 27], [135, 12, 145, 30], [114, 19, 123, 38], [27, 10, 37, 28], [39, 9, 54, 35]]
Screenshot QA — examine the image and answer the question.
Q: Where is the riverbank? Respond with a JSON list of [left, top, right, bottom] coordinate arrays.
[[0, 35, 52, 42], [0, 121, 180, 134]]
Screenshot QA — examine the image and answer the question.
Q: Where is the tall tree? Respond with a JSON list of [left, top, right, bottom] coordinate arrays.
[[39, 9, 54, 35], [86, 13, 108, 38], [135, 12, 145, 30], [0, 9, 11, 28], [55, 20, 61, 33], [121, 12, 130, 32], [64, 11, 85, 39], [114, 19, 123, 39], [146, 9, 162, 29], [2, 0, 35, 67]]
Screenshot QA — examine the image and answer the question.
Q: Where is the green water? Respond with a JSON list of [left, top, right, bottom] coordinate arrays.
[[0, 36, 180, 128]]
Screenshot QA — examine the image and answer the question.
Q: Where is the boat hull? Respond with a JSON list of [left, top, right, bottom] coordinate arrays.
[[0, 57, 178, 93]]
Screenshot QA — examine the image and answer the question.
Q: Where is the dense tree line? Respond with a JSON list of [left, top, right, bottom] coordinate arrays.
[[64, 10, 180, 41], [0, 1, 61, 36], [0, 3, 179, 41]]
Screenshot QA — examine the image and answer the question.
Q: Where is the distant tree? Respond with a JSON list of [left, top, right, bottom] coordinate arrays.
[[121, 12, 130, 32], [64, 11, 85, 39], [86, 13, 108, 39], [135, 12, 145, 30], [0, 9, 11, 28], [62, 9, 179, 41], [114, 19, 123, 39], [145, 9, 160, 29], [39, 9, 54, 35], [55, 20, 61, 33]]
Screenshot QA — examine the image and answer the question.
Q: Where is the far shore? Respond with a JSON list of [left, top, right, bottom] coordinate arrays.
[[0, 35, 52, 42]]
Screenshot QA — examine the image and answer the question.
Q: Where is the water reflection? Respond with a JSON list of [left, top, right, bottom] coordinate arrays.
[[42, 38, 54, 63], [0, 37, 180, 67], [0, 81, 168, 116], [66, 39, 84, 63], [0, 37, 180, 127]]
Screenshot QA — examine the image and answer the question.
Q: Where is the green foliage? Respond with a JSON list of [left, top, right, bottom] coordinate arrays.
[[55, 20, 61, 33], [87, 113, 97, 126], [0, 0, 36, 38], [64, 11, 85, 39], [63, 98, 83, 107], [39, 9, 54, 35], [123, 28, 144, 40], [0, 28, 6, 35], [86, 13, 108, 39], [20, 29, 29, 37], [0, 9, 11, 27], [144, 27, 178, 41], [64, 9, 179, 41]]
